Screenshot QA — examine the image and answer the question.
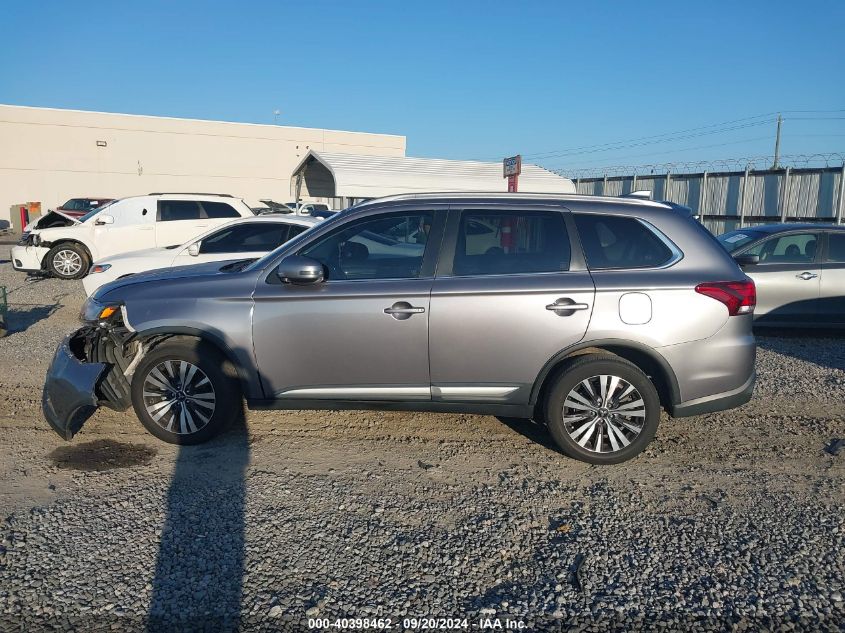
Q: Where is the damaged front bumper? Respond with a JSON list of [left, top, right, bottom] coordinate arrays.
[[43, 330, 108, 440], [42, 325, 135, 440]]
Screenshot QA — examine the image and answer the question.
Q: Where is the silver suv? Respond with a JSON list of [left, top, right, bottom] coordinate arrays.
[[43, 193, 756, 464]]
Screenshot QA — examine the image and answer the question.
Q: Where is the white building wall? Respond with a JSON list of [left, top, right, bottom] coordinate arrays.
[[0, 105, 406, 223]]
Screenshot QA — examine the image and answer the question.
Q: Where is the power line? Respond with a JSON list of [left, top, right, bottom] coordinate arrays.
[[525, 120, 775, 161], [542, 135, 772, 169], [520, 113, 780, 160], [480, 109, 845, 163]]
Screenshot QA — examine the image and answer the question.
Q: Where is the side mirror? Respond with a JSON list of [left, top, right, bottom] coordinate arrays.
[[276, 255, 324, 284], [733, 253, 760, 267], [94, 214, 115, 226], [188, 242, 200, 257]]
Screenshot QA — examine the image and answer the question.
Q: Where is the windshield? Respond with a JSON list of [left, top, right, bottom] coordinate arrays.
[[716, 229, 764, 253], [78, 200, 118, 224]]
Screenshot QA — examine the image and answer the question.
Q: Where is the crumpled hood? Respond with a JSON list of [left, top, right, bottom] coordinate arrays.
[[94, 258, 255, 300], [27, 210, 81, 232]]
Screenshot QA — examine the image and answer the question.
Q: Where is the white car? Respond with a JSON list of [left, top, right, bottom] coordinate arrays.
[[12, 193, 256, 279], [83, 214, 320, 296]]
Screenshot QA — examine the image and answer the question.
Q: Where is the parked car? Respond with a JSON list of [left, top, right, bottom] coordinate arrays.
[[83, 215, 321, 296], [12, 194, 255, 280], [42, 192, 756, 464], [717, 223, 845, 327], [56, 198, 114, 219]]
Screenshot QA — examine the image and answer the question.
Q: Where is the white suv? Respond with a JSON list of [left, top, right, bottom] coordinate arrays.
[[12, 193, 255, 279]]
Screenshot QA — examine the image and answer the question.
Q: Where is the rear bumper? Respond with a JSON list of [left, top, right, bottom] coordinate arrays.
[[670, 369, 755, 417], [42, 332, 107, 440]]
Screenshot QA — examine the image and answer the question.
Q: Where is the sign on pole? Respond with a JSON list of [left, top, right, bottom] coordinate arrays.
[[503, 155, 521, 192]]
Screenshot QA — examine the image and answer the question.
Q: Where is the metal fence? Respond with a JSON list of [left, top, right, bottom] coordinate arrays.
[[565, 157, 845, 235]]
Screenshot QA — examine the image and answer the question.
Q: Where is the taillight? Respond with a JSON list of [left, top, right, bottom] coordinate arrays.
[[695, 280, 756, 316]]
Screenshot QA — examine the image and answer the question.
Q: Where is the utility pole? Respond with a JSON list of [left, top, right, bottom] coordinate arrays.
[[772, 113, 782, 169]]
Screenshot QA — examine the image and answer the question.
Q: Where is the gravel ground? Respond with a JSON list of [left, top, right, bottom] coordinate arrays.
[[0, 247, 843, 632]]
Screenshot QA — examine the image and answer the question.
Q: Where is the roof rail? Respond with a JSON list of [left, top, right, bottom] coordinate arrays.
[[146, 192, 234, 197], [351, 191, 672, 210]]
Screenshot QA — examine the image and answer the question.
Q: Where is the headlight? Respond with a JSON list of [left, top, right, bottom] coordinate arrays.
[[89, 263, 112, 274], [80, 297, 120, 323], [32, 234, 41, 246]]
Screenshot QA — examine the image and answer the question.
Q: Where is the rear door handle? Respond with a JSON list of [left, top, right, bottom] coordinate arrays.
[[796, 272, 818, 280], [384, 301, 425, 320]]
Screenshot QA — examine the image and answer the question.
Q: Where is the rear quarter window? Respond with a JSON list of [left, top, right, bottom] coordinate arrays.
[[574, 214, 675, 270]]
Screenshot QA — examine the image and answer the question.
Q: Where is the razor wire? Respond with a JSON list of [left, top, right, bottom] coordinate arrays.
[[556, 152, 845, 180]]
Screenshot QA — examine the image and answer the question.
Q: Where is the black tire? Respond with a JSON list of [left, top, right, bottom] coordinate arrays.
[[545, 354, 660, 465], [130, 339, 241, 445], [46, 242, 90, 279]]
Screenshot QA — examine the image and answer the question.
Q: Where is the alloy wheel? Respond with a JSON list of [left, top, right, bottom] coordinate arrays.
[[142, 360, 216, 435], [561, 374, 646, 454], [53, 249, 82, 276]]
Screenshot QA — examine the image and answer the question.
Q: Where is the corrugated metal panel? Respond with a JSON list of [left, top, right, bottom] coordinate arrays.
[[743, 172, 784, 218], [535, 166, 845, 225], [703, 174, 743, 216], [292, 151, 576, 198]]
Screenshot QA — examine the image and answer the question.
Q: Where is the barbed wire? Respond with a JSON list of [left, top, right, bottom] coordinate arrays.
[[555, 152, 845, 179]]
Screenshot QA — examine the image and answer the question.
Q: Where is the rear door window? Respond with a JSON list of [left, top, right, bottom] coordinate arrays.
[[574, 214, 675, 269], [158, 201, 202, 222], [743, 233, 818, 264], [200, 223, 292, 254], [825, 233, 845, 263], [451, 211, 570, 276], [201, 201, 242, 219]]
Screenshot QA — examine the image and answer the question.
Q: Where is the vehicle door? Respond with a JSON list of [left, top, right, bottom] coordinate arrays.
[[251, 208, 445, 400], [172, 221, 308, 267], [819, 232, 845, 324], [428, 206, 594, 405], [738, 231, 821, 322], [90, 198, 156, 258]]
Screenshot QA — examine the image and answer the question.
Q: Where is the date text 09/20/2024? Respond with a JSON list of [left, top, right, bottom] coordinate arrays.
[[307, 617, 526, 630]]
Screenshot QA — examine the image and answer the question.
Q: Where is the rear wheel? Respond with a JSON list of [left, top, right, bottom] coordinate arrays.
[[545, 354, 660, 464], [46, 243, 89, 279], [130, 340, 240, 445]]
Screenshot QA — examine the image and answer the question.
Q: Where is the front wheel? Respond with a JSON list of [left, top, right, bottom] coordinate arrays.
[[545, 354, 660, 464], [130, 339, 241, 444], [46, 243, 90, 279]]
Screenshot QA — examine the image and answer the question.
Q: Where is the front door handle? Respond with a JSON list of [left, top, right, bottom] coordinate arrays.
[[384, 301, 425, 320], [546, 299, 590, 315], [796, 272, 818, 280]]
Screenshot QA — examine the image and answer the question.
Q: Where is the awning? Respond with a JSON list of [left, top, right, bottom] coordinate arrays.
[[290, 151, 575, 199]]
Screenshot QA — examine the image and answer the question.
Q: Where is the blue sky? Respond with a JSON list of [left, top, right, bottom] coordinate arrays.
[[2, 0, 844, 173]]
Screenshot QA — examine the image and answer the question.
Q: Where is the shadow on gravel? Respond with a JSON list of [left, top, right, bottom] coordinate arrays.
[[4, 303, 60, 334], [147, 407, 250, 632], [756, 329, 845, 373], [49, 439, 157, 471], [495, 417, 565, 455]]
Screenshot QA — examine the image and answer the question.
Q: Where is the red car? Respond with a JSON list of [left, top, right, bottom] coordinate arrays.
[[56, 198, 114, 219]]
